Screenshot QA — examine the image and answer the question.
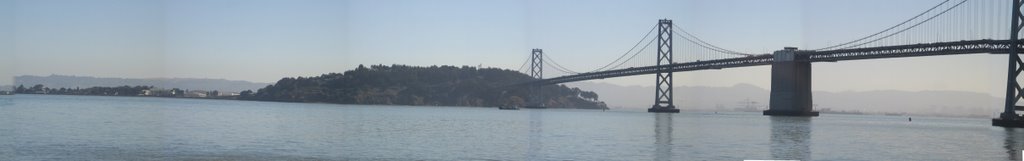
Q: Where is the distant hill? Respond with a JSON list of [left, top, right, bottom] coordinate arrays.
[[567, 82, 1000, 118], [245, 64, 608, 109], [15, 75, 269, 93]]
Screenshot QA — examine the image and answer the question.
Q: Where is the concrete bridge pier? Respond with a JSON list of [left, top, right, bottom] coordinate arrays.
[[764, 47, 819, 116]]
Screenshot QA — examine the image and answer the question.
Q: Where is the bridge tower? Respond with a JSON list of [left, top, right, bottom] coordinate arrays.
[[528, 49, 546, 108], [994, 0, 1024, 127], [764, 47, 818, 116], [649, 19, 680, 113], [531, 49, 543, 79]]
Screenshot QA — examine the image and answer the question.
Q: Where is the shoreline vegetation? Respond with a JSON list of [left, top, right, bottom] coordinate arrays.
[[11, 64, 610, 109], [12, 84, 239, 99]]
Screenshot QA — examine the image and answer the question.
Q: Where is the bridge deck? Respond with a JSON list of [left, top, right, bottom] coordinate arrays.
[[528, 39, 1019, 85]]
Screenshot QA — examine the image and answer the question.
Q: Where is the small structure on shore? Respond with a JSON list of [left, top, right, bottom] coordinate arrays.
[[498, 105, 519, 110]]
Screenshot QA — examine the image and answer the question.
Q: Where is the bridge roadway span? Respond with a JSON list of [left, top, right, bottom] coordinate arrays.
[[531, 39, 1019, 85]]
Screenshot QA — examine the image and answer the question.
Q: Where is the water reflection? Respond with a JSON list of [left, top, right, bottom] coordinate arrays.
[[0, 96, 12, 106], [769, 116, 811, 160], [1004, 128, 1024, 161], [654, 113, 673, 161], [526, 109, 543, 160]]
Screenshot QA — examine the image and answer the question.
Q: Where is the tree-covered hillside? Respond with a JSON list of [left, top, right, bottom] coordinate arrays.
[[242, 64, 607, 109]]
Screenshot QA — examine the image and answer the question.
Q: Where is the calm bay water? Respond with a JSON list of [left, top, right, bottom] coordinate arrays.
[[0, 94, 1021, 160]]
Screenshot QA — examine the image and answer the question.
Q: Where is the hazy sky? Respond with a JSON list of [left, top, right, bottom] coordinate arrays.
[[0, 0, 1015, 97]]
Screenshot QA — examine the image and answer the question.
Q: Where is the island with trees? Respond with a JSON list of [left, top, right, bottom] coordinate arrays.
[[240, 64, 608, 109]]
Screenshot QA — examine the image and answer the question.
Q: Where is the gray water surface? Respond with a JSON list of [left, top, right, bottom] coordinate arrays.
[[0, 95, 1020, 160]]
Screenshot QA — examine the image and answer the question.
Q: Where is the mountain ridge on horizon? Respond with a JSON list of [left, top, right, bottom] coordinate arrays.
[[15, 75, 271, 93], [567, 82, 1001, 118]]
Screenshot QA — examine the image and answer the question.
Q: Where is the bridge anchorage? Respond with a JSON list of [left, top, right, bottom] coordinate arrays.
[[993, 0, 1024, 127], [764, 47, 818, 116], [649, 19, 680, 113]]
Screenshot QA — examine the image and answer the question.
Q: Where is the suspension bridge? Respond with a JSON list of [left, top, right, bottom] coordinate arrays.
[[511, 0, 1024, 127]]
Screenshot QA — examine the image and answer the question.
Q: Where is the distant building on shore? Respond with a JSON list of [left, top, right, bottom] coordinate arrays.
[[185, 90, 208, 98], [140, 88, 185, 97], [140, 88, 231, 98]]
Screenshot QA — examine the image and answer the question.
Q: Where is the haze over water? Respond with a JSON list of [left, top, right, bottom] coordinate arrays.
[[0, 95, 1020, 160]]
